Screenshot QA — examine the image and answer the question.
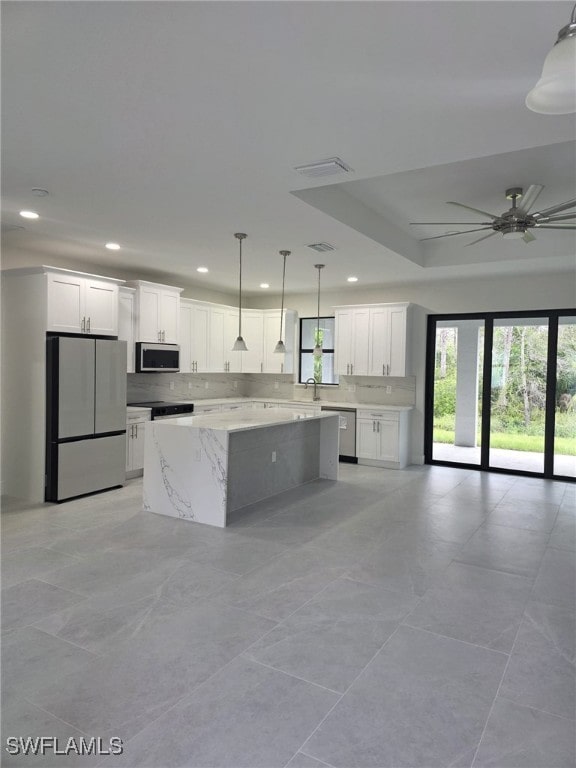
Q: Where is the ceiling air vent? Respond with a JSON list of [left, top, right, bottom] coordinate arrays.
[[307, 242, 336, 253], [294, 157, 353, 178]]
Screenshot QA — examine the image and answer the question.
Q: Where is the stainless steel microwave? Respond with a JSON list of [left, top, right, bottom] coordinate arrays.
[[135, 343, 180, 372]]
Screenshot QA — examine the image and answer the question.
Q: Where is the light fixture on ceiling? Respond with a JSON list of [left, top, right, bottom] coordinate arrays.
[[313, 264, 325, 358], [526, 3, 576, 114], [347, 276, 358, 283], [232, 233, 248, 352], [19, 210, 39, 219], [197, 267, 209, 273], [105, 242, 121, 250], [274, 250, 290, 354], [260, 283, 269, 289]]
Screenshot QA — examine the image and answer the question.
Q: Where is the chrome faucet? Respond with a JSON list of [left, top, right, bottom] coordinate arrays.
[[305, 377, 320, 401]]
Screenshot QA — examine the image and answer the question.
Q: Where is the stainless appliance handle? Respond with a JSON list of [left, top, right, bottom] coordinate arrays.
[[81, 317, 85, 333]]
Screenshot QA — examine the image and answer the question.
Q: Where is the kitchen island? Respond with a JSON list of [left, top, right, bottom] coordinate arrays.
[[143, 408, 339, 527]]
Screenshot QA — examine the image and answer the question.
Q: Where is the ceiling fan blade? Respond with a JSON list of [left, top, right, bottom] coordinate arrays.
[[542, 213, 576, 222], [516, 184, 544, 214], [534, 225, 576, 230], [420, 227, 493, 242], [465, 231, 498, 247], [523, 231, 536, 243], [410, 221, 494, 226], [446, 202, 499, 220], [534, 197, 576, 218]]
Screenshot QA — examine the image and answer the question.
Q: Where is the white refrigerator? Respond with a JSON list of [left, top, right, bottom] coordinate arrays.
[[45, 336, 127, 502]]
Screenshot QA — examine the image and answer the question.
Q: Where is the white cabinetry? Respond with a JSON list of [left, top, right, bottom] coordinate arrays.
[[334, 303, 410, 377], [262, 310, 296, 374], [129, 281, 183, 343], [126, 409, 151, 478], [46, 269, 120, 336], [180, 300, 210, 373], [241, 311, 264, 373], [356, 408, 410, 468], [334, 307, 370, 376], [118, 287, 136, 373]]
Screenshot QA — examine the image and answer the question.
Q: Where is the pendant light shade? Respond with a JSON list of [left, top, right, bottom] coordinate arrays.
[[274, 250, 290, 354], [526, 3, 576, 114], [313, 264, 324, 358], [232, 233, 248, 352]]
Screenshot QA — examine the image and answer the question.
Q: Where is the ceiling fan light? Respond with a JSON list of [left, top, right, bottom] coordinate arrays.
[[274, 340, 286, 354], [526, 31, 576, 114], [232, 336, 248, 352]]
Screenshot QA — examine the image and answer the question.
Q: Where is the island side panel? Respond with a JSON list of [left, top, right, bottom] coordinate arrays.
[[143, 421, 228, 527], [319, 414, 339, 480], [226, 419, 321, 516]]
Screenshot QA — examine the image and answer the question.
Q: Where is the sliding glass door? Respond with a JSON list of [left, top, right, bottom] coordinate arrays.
[[489, 318, 548, 474], [426, 310, 576, 480], [431, 320, 484, 466], [555, 317, 576, 478]]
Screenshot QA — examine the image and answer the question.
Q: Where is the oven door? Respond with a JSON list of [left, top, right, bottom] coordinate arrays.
[[136, 343, 180, 372]]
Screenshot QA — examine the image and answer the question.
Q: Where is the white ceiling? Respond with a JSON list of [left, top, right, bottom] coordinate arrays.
[[2, 1, 575, 295]]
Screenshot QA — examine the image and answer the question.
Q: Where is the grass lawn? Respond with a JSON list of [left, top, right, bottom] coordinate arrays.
[[433, 428, 576, 456]]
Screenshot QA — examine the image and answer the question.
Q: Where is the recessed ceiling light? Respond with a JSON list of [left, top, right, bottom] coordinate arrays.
[[260, 283, 270, 289], [347, 276, 358, 283], [197, 267, 209, 273], [105, 242, 121, 250], [19, 210, 39, 219]]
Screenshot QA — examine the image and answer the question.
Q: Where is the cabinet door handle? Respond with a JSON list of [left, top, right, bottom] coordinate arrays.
[[81, 317, 85, 333], [162, 330, 165, 342], [377, 422, 380, 433], [87, 317, 90, 333], [260, 362, 263, 373], [387, 364, 390, 375], [372, 421, 375, 432], [382, 364, 385, 375], [351, 364, 353, 375], [281, 363, 284, 373], [135, 424, 138, 438]]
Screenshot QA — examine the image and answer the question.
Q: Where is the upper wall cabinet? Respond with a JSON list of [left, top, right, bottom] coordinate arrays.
[[334, 303, 411, 377], [118, 287, 136, 372], [46, 269, 121, 336], [180, 299, 210, 373], [128, 281, 183, 343], [263, 310, 297, 374], [180, 301, 297, 375]]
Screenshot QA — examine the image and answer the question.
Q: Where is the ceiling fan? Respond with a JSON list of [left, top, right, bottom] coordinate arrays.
[[410, 185, 576, 245]]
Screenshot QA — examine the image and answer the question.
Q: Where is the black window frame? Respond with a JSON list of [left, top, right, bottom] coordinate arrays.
[[425, 307, 576, 482], [298, 316, 338, 385]]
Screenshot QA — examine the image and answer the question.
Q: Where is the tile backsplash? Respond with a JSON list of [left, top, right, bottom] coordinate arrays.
[[127, 372, 415, 407], [127, 373, 251, 403]]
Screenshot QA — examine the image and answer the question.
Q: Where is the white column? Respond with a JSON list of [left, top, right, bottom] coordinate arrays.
[[454, 323, 481, 447]]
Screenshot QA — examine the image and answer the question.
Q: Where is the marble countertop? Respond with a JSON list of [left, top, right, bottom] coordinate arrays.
[[187, 397, 413, 411], [152, 407, 339, 433], [127, 406, 153, 414]]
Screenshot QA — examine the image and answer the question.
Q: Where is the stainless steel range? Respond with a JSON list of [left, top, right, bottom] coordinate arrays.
[[128, 401, 194, 420]]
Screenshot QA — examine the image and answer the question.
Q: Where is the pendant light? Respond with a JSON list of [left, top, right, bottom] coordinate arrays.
[[274, 250, 290, 354], [232, 233, 248, 351], [526, 3, 576, 114], [313, 264, 324, 358]]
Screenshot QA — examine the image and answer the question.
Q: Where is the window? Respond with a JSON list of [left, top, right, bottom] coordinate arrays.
[[299, 317, 338, 384]]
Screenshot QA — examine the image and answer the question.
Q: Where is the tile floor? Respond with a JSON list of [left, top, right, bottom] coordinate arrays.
[[1, 465, 575, 768]]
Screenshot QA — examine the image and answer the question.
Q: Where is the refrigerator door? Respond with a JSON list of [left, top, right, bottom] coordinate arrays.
[[57, 337, 96, 438], [95, 340, 127, 434], [56, 434, 126, 501]]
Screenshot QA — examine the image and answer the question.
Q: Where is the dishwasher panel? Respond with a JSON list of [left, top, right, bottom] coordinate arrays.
[[320, 407, 357, 462]]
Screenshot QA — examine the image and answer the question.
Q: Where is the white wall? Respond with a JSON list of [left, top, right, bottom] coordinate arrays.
[[248, 270, 576, 464], [1, 250, 238, 307]]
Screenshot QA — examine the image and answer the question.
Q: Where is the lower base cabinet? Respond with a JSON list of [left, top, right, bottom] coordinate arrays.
[[126, 410, 151, 477], [356, 409, 410, 469]]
